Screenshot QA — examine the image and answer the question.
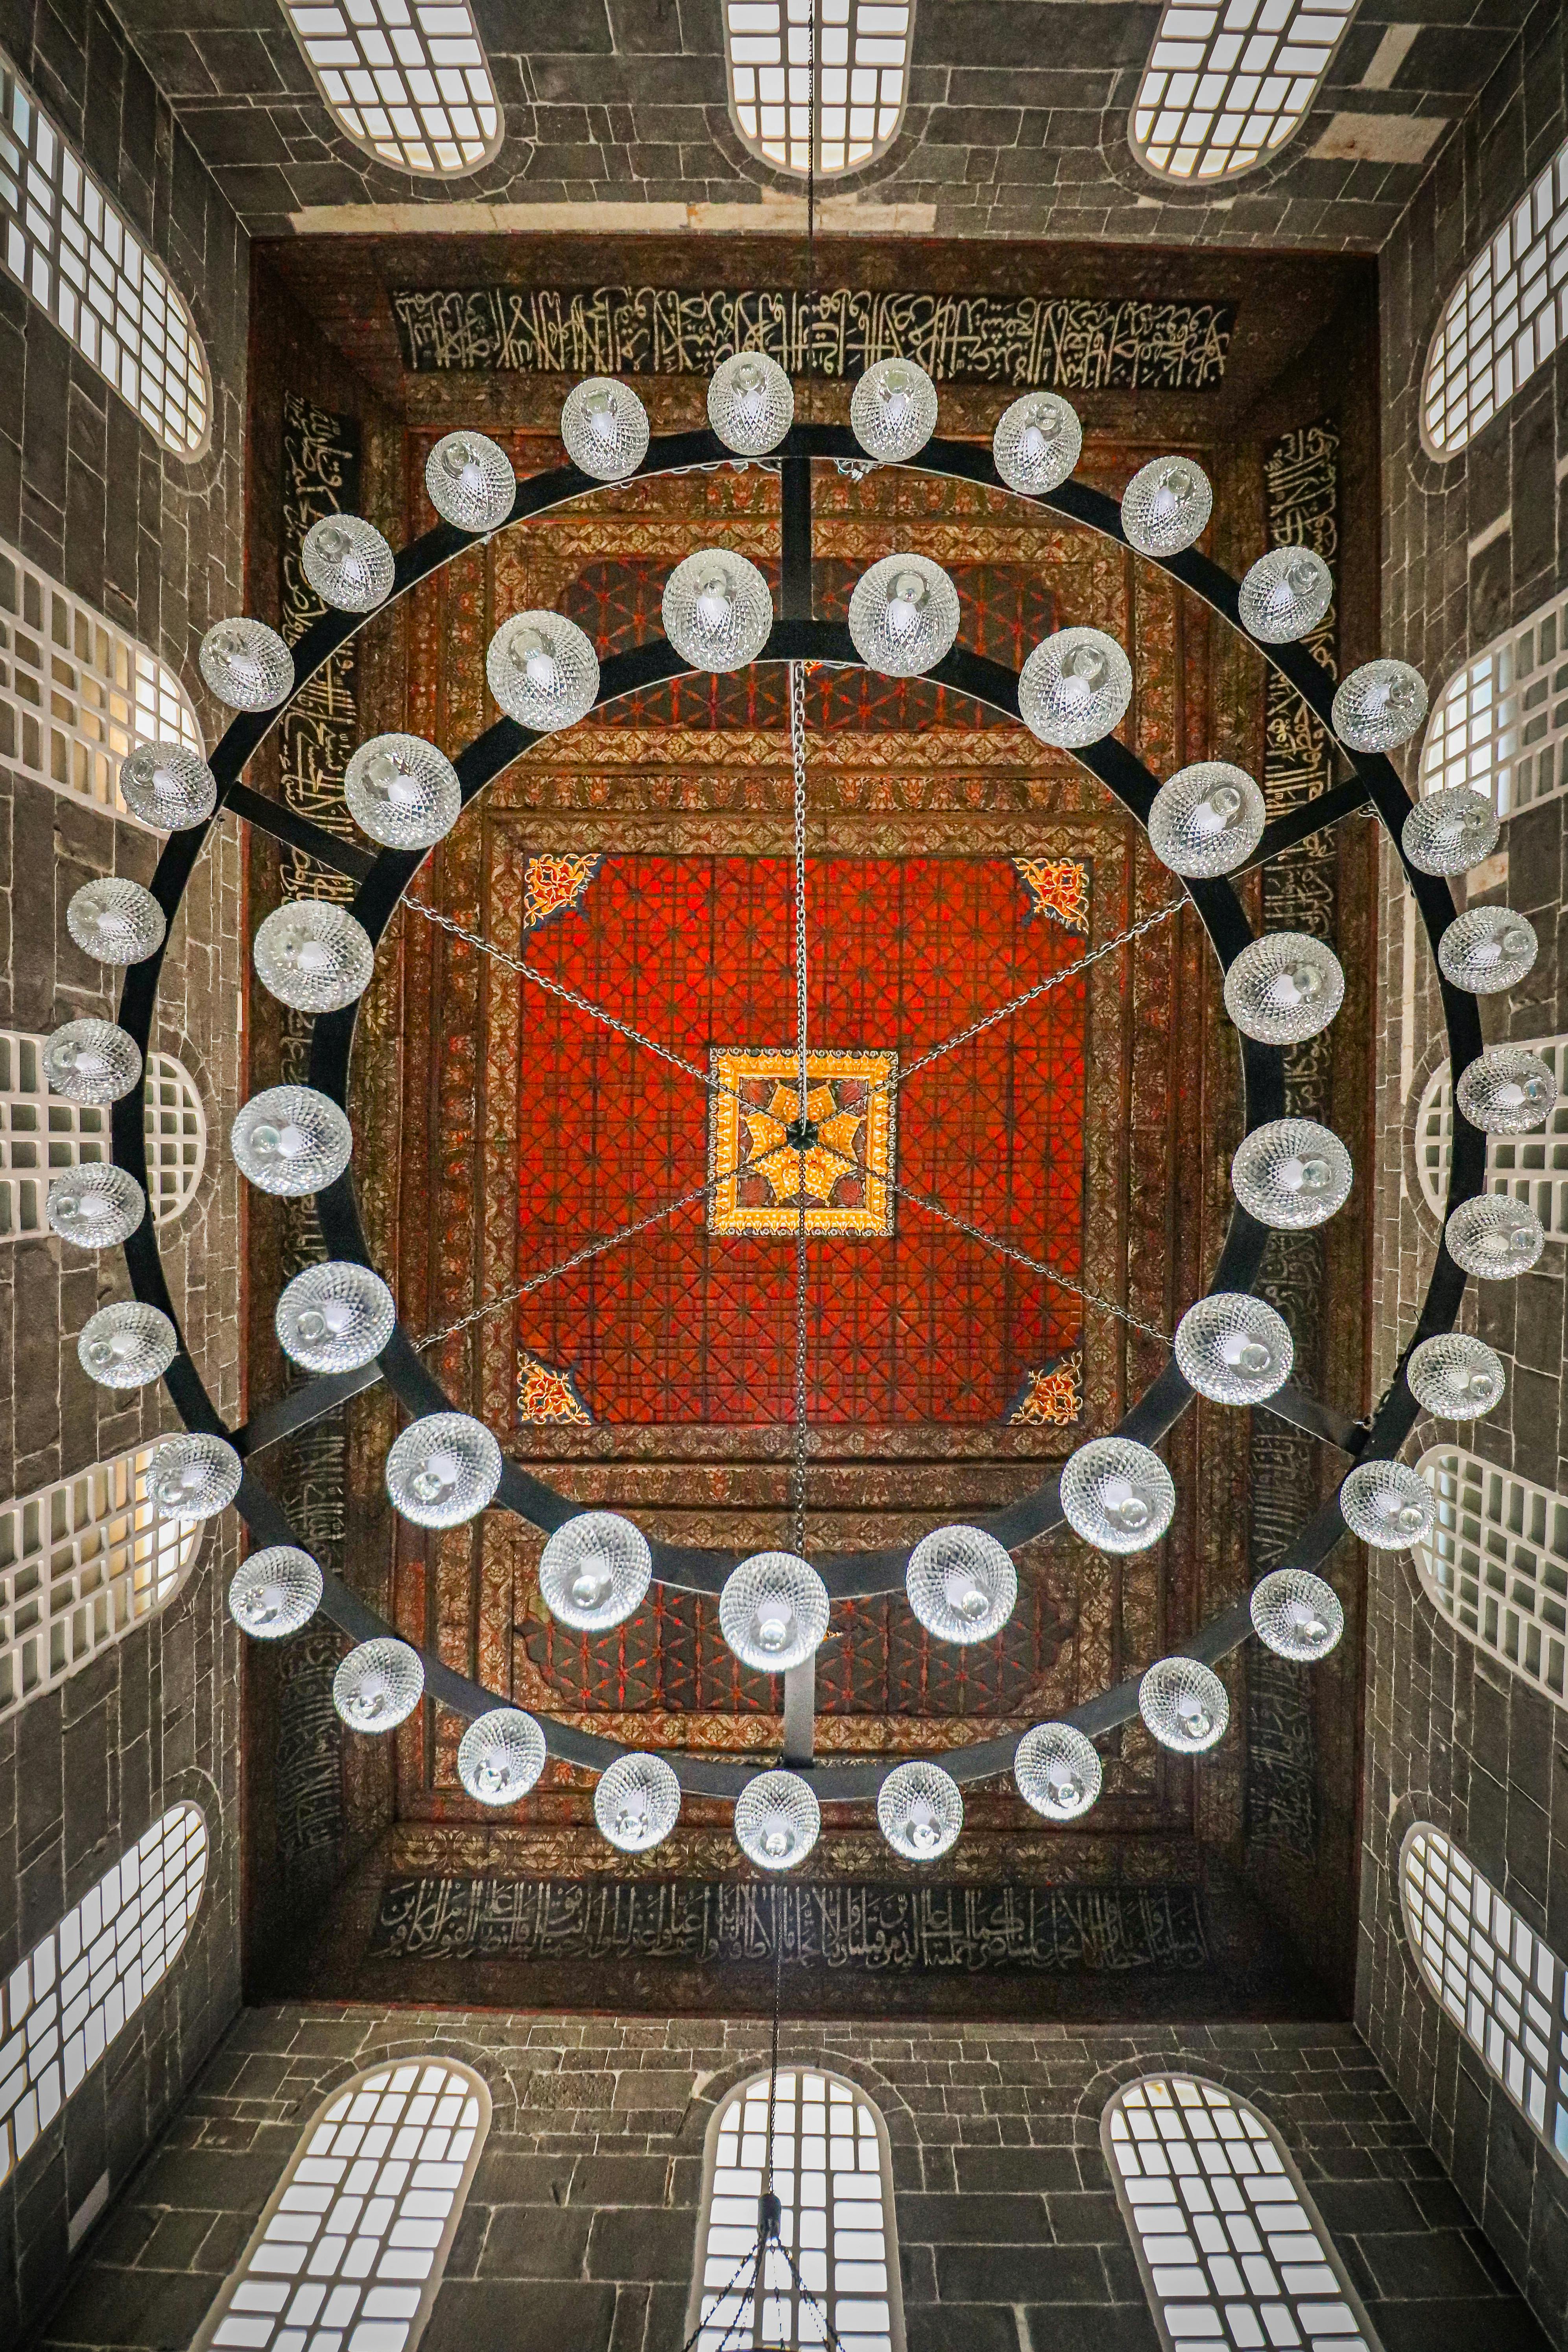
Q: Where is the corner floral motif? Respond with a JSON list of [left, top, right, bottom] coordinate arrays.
[[517, 1351, 594, 1426], [1013, 855, 1091, 935], [522, 852, 603, 934], [1007, 1349, 1084, 1427]]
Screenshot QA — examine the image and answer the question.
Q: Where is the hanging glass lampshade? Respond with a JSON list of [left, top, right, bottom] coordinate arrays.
[[1223, 932, 1345, 1045], [720, 1551, 830, 1672], [230, 1086, 352, 1197], [1402, 786, 1499, 878], [905, 1525, 1017, 1644], [1250, 1568, 1344, 1663], [850, 357, 937, 463], [1238, 547, 1333, 643], [1231, 1118, 1352, 1229], [199, 617, 294, 710], [992, 392, 1081, 494], [146, 1432, 243, 1521], [77, 1301, 177, 1389], [302, 514, 395, 614], [333, 1637, 424, 1732], [539, 1511, 653, 1632], [67, 878, 166, 967], [708, 351, 794, 454], [275, 1260, 395, 1372], [1332, 659, 1428, 752], [877, 1760, 963, 1862], [1014, 1722, 1102, 1821], [229, 1546, 324, 1639], [1444, 1194, 1544, 1278], [252, 900, 374, 1013], [561, 377, 649, 480], [46, 1164, 146, 1247], [384, 1411, 502, 1527], [1339, 1459, 1433, 1548], [1407, 1332, 1506, 1419], [43, 1018, 142, 1104], [1018, 627, 1133, 750], [1060, 1438, 1176, 1555], [1138, 1657, 1229, 1753], [662, 551, 775, 673], [1149, 761, 1266, 877], [118, 742, 217, 830], [1438, 905, 1538, 994], [734, 1769, 821, 1870], [486, 612, 600, 731], [1455, 1046, 1556, 1133], [344, 732, 463, 849], [847, 553, 960, 679], [425, 430, 517, 532], [457, 1707, 547, 1805], [594, 1751, 682, 1853], [1120, 456, 1213, 558], [1174, 1292, 1293, 1405]]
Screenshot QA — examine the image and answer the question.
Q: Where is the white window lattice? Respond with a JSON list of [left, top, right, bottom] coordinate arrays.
[[0, 1802, 207, 2183], [0, 1029, 207, 1239], [0, 59, 210, 460], [726, 0, 911, 177], [1415, 1444, 1568, 1708], [282, 0, 502, 177], [1105, 2072, 1381, 2352], [0, 535, 204, 828], [1400, 1823, 1568, 2168], [1129, 0, 1360, 183], [143, 1049, 208, 1226], [1413, 1037, 1568, 1231], [191, 2059, 492, 2352], [690, 2070, 902, 2352], [1419, 583, 1568, 820], [1421, 133, 1568, 458]]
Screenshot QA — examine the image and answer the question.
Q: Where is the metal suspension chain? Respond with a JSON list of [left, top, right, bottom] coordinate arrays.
[[884, 1171, 1173, 1344], [790, 661, 811, 1560]]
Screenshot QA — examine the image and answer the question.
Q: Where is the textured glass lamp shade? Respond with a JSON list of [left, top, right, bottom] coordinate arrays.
[[425, 430, 517, 532], [1149, 761, 1266, 878], [1408, 1332, 1506, 1419], [1223, 932, 1344, 1046], [850, 358, 938, 462], [43, 1018, 142, 1103], [118, 742, 217, 829], [708, 352, 794, 454], [385, 1411, 502, 1527], [199, 617, 294, 710], [594, 1752, 682, 1853], [67, 878, 166, 966], [905, 1525, 1018, 1644], [146, 1432, 242, 1521], [848, 554, 959, 679], [229, 1546, 323, 1639], [539, 1511, 653, 1632], [333, 1638, 424, 1732], [1339, 1459, 1434, 1549], [457, 1707, 547, 1805], [46, 1164, 145, 1247], [78, 1301, 177, 1388], [1332, 659, 1428, 752], [1014, 1722, 1102, 1822], [276, 1260, 395, 1372], [1138, 1657, 1229, 1754], [734, 1769, 821, 1871], [1174, 1292, 1293, 1405], [345, 733, 462, 850], [1455, 1046, 1557, 1134], [1438, 905, 1538, 994], [662, 552, 774, 673], [1060, 1437, 1176, 1555], [721, 1550, 830, 1672], [561, 378, 650, 480], [878, 1760, 963, 1862], [301, 514, 395, 614], [231, 1086, 352, 1196], [1231, 1118, 1352, 1229], [992, 393, 1081, 494], [253, 900, 374, 1013], [1018, 628, 1133, 749], [1445, 1194, 1545, 1278], [1402, 786, 1500, 877], [486, 612, 600, 731], [1120, 456, 1213, 558], [1250, 1568, 1343, 1663], [1238, 547, 1334, 643]]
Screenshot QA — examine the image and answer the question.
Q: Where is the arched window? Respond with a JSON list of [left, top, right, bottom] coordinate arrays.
[[143, 1050, 208, 1226], [1419, 583, 1568, 819], [0, 61, 210, 459], [1400, 1823, 1568, 2165], [725, 0, 913, 179], [1128, 0, 1360, 184], [1422, 134, 1568, 459], [0, 1802, 207, 2179], [0, 1029, 207, 1240], [280, 0, 502, 177], [190, 2057, 491, 2352], [1104, 2071, 1380, 2352], [1414, 1444, 1568, 1708], [1410, 1035, 1568, 1233], [688, 2068, 902, 2352]]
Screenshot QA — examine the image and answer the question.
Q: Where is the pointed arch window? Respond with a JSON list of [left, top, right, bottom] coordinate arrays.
[[1410, 1034, 1568, 1232], [725, 0, 912, 178], [1128, 0, 1361, 184], [1419, 581, 1568, 820], [280, 0, 502, 177], [1414, 1445, 1568, 1709], [1422, 135, 1568, 458]]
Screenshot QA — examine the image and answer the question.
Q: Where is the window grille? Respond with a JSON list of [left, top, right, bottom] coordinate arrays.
[[1400, 1822, 1568, 2168], [1413, 1060, 1455, 1223], [1419, 583, 1568, 819], [1422, 133, 1568, 458], [282, 0, 502, 177], [1104, 2070, 1381, 2352], [1415, 1444, 1568, 1709], [0, 60, 210, 460], [688, 2068, 902, 2352], [1411, 1036, 1568, 1233], [190, 2058, 492, 2352], [0, 1802, 207, 2182], [1129, 0, 1360, 183], [0, 1029, 206, 1239], [143, 1050, 207, 1227], [725, 0, 912, 177]]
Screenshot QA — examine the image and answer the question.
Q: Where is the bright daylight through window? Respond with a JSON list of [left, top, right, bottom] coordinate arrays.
[[282, 0, 502, 176], [1420, 582, 1568, 819], [1421, 133, 1568, 456], [725, 0, 912, 175], [1129, 0, 1361, 182]]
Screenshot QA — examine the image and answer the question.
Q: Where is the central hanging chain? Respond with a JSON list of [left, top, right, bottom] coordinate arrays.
[[790, 660, 811, 1562]]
